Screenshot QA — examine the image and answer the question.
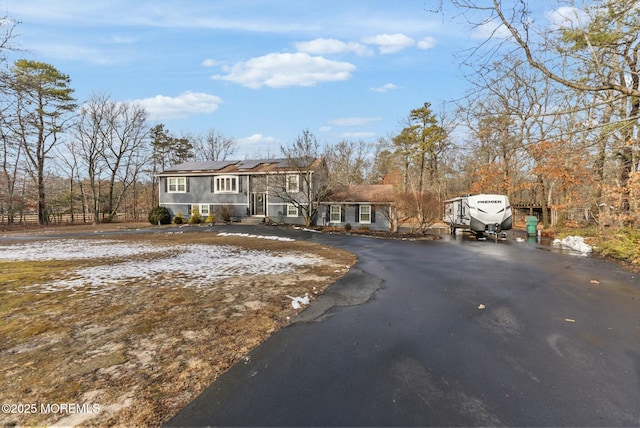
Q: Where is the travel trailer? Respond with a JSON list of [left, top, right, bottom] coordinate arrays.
[[443, 194, 512, 240]]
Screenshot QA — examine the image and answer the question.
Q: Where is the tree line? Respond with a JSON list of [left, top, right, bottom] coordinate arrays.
[[2, 0, 640, 229], [446, 0, 640, 228]]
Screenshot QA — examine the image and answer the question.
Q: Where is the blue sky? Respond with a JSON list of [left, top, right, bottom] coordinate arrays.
[[5, 0, 496, 157]]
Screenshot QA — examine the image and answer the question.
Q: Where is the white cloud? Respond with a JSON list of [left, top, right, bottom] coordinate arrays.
[[546, 6, 589, 29], [108, 35, 138, 44], [417, 36, 437, 50], [295, 38, 373, 57], [319, 126, 332, 132], [471, 20, 512, 40], [211, 52, 356, 89], [330, 117, 382, 127], [130, 91, 223, 120], [341, 131, 376, 139], [236, 134, 279, 158], [362, 33, 415, 54], [237, 134, 276, 145], [202, 58, 223, 67], [27, 43, 114, 65], [370, 83, 398, 93]]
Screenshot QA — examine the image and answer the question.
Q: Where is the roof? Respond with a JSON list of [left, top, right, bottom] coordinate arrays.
[[158, 157, 324, 175], [325, 184, 395, 203]]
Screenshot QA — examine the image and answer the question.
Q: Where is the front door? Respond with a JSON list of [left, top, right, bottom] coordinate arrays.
[[252, 193, 266, 216]]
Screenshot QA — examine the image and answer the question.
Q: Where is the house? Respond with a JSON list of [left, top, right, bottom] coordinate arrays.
[[157, 158, 328, 225], [319, 184, 396, 231]]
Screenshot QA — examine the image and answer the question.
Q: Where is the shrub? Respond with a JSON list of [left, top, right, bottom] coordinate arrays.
[[595, 227, 640, 263], [188, 206, 203, 224], [205, 213, 217, 224], [216, 205, 234, 223], [148, 206, 171, 225], [344, 223, 352, 231], [173, 212, 185, 224]]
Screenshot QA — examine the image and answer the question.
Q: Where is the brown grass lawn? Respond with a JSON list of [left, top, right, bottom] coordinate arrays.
[[0, 224, 356, 426]]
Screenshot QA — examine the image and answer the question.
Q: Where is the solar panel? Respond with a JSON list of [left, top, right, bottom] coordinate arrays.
[[274, 158, 292, 168], [170, 160, 238, 171], [237, 159, 264, 170], [203, 160, 238, 170]]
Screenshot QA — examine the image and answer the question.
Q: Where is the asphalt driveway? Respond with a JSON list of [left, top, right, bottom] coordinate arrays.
[[167, 226, 640, 427]]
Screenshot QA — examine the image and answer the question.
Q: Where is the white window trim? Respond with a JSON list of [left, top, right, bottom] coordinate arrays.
[[198, 204, 210, 217], [359, 204, 371, 224], [330, 205, 341, 223], [215, 175, 238, 193], [286, 174, 299, 193], [286, 203, 299, 217], [168, 177, 186, 193]]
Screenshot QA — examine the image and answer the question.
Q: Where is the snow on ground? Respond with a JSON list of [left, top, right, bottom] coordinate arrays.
[[553, 236, 593, 255], [1, 239, 321, 295], [216, 232, 294, 242], [286, 293, 310, 309], [0, 239, 164, 261]]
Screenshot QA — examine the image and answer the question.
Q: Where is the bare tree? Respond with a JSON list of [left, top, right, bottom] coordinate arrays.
[[0, 17, 20, 223], [76, 93, 109, 223], [75, 94, 148, 222], [55, 140, 81, 223], [192, 128, 237, 161], [0, 15, 19, 64], [395, 190, 441, 233], [102, 101, 148, 221], [324, 139, 372, 187], [452, 0, 640, 217], [0, 119, 22, 223], [275, 129, 330, 226]]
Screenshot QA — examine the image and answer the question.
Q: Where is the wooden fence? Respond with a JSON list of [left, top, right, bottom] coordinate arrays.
[[0, 212, 148, 225]]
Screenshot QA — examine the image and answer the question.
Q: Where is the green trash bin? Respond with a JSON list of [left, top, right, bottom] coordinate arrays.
[[525, 216, 538, 236]]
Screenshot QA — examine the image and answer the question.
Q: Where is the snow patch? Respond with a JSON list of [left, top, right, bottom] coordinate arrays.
[[553, 236, 592, 255], [216, 232, 294, 242], [0, 239, 164, 261], [0, 240, 320, 294], [286, 293, 310, 309]]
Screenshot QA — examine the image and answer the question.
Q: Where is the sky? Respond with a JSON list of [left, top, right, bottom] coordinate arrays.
[[3, 0, 515, 158]]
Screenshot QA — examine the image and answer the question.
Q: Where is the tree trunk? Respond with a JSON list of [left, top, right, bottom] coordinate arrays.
[[37, 164, 47, 225]]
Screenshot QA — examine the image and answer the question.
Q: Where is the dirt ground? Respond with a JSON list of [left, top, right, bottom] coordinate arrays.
[[0, 223, 356, 426]]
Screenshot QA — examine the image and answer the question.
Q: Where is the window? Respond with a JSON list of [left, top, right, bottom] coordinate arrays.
[[359, 205, 371, 224], [199, 204, 210, 217], [215, 176, 238, 193], [330, 205, 341, 223], [287, 204, 299, 217], [168, 177, 187, 193], [286, 174, 299, 192]]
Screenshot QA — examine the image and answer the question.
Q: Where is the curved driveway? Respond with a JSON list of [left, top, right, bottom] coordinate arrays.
[[167, 226, 640, 427]]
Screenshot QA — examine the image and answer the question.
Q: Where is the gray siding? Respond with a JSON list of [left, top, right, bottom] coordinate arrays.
[[320, 204, 391, 231], [160, 175, 249, 219], [159, 170, 330, 226], [267, 204, 306, 226]]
